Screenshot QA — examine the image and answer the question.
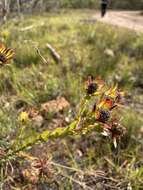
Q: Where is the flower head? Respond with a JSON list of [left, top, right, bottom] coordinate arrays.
[[31, 158, 51, 177], [98, 97, 115, 110], [103, 120, 126, 148], [98, 85, 124, 111], [105, 85, 124, 104], [0, 43, 14, 66], [1, 30, 10, 39], [19, 111, 29, 124], [85, 76, 104, 95], [89, 79, 125, 148], [109, 122, 125, 139], [95, 109, 110, 123]]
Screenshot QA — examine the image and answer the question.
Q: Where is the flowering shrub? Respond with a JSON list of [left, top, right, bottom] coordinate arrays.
[[0, 43, 125, 164]]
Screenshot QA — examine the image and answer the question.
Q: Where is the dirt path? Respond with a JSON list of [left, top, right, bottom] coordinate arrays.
[[93, 11, 143, 33]]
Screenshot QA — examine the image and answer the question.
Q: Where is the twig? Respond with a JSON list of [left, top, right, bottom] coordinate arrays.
[[104, 184, 118, 189], [46, 43, 61, 64], [50, 161, 106, 179], [20, 22, 45, 31], [60, 172, 93, 190]]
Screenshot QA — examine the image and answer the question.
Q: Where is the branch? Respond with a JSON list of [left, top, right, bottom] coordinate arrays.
[[0, 120, 99, 164], [46, 43, 61, 64]]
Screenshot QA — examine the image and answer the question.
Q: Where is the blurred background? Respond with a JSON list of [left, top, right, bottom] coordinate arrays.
[[0, 0, 143, 15], [0, 0, 143, 190]]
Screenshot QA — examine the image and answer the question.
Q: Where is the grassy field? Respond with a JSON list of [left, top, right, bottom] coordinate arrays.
[[0, 10, 143, 189]]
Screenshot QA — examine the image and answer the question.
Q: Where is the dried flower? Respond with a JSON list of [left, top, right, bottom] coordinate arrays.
[[110, 122, 125, 139], [31, 158, 51, 178], [85, 76, 98, 95], [95, 109, 110, 123], [20, 153, 53, 182], [85, 76, 104, 95], [103, 121, 126, 148]]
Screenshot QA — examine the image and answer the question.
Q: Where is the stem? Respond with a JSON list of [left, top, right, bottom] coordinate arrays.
[[1, 119, 99, 164], [0, 120, 78, 163]]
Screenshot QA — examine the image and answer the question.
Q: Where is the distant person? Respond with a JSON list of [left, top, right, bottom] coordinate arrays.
[[101, 0, 109, 17]]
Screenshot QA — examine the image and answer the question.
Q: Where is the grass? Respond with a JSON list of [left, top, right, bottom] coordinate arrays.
[[0, 10, 143, 189]]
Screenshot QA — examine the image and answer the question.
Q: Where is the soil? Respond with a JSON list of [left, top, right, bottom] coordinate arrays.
[[93, 11, 143, 33]]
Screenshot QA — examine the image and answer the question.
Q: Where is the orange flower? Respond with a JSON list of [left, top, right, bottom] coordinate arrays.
[[98, 87, 124, 111], [98, 97, 114, 110], [0, 43, 14, 66]]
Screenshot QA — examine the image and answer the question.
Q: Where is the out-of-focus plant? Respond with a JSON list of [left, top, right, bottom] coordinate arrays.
[[22, 154, 54, 184], [0, 43, 14, 66], [0, 43, 126, 164], [1, 30, 10, 41]]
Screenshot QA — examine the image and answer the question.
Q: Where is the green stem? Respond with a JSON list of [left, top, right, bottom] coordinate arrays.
[[0, 120, 78, 163], [1, 119, 99, 164]]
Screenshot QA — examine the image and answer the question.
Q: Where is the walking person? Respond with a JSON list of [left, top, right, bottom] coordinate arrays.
[[101, 0, 109, 17]]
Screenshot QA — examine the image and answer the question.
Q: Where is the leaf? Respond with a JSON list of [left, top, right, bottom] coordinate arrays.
[[40, 131, 50, 142], [68, 120, 78, 131], [50, 127, 64, 138]]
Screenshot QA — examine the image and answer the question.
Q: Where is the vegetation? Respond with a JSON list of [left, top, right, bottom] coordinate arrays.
[[1, 0, 143, 15], [0, 10, 143, 190], [61, 0, 143, 10]]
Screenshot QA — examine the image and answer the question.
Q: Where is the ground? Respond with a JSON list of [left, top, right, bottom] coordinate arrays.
[[0, 10, 143, 190], [94, 10, 143, 33]]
